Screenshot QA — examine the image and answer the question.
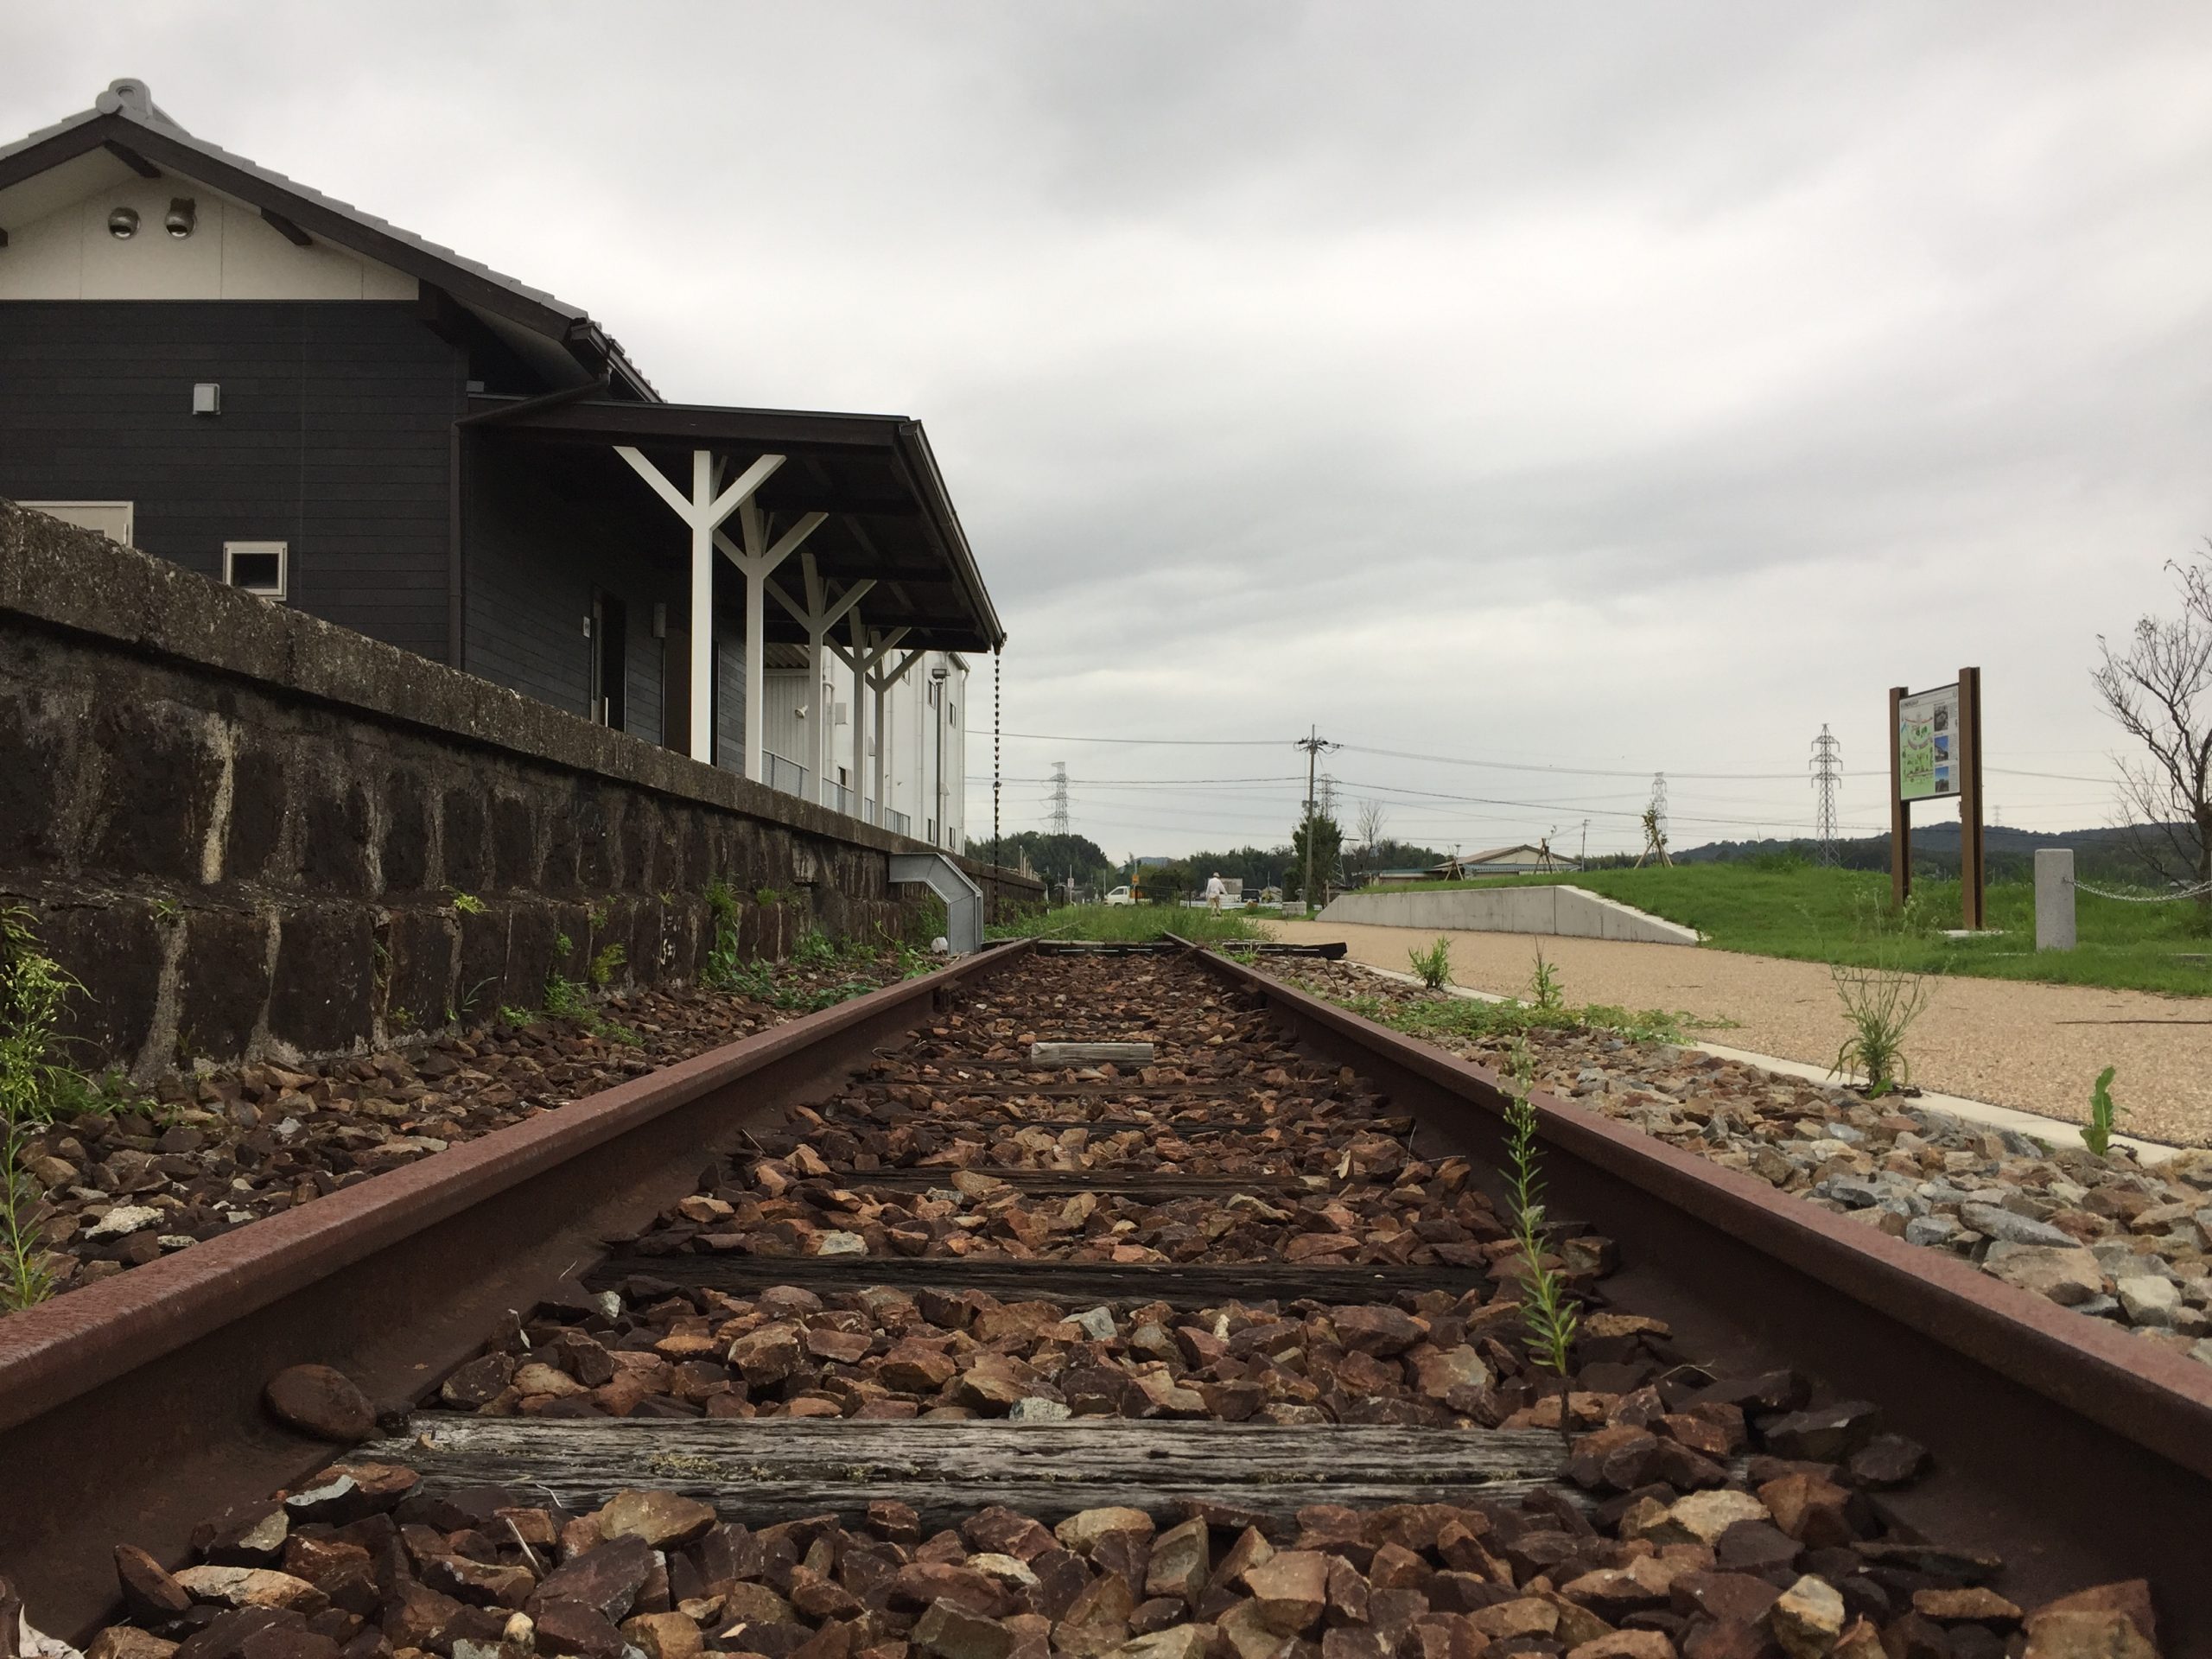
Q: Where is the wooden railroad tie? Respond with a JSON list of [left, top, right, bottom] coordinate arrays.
[[588, 1255, 1485, 1308], [372, 1419, 1569, 1529], [1028, 1042, 1160, 1065], [811, 1169, 1319, 1197]]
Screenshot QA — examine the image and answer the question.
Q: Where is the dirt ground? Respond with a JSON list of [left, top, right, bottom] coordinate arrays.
[[1267, 918, 2212, 1148]]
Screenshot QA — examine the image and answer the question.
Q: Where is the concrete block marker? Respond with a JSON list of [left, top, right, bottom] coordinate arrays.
[[1319, 885, 1701, 946], [2037, 848, 2077, 951]]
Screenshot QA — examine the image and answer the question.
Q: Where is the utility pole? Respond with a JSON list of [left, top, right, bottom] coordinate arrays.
[[1808, 725, 1843, 866], [1294, 726, 1339, 914], [1580, 820, 1589, 868]]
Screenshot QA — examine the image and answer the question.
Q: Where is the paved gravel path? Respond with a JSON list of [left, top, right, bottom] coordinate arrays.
[[1268, 919, 2212, 1147]]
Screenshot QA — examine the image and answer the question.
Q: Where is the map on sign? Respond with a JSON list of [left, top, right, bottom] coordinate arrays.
[[1897, 683, 1960, 802]]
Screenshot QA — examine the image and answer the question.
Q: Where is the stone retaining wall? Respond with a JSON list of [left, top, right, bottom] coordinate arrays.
[[0, 499, 1039, 1074]]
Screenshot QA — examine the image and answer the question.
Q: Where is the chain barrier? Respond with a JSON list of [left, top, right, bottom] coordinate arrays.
[[2065, 876, 2212, 903]]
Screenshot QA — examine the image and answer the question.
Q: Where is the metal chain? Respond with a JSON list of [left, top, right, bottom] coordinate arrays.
[[2065, 876, 2212, 903]]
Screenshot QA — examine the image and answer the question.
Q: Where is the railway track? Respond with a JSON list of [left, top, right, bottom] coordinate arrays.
[[0, 940, 2204, 1659]]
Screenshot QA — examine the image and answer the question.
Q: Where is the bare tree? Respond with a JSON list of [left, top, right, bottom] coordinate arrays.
[[2092, 547, 2212, 916], [1354, 798, 1389, 879]]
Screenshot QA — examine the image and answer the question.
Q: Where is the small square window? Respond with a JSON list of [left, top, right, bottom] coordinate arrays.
[[224, 541, 288, 600]]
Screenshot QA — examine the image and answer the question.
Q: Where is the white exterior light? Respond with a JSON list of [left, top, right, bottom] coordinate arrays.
[[165, 198, 196, 238], [107, 207, 139, 238]]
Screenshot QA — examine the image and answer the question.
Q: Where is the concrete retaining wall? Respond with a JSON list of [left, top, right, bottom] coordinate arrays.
[[1318, 883, 1700, 945], [0, 499, 1040, 1074]]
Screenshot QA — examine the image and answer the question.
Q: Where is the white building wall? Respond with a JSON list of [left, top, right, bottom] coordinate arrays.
[[0, 174, 417, 302], [761, 651, 963, 846]]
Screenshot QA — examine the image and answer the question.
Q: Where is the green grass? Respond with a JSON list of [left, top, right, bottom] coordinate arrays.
[[1321, 985, 1706, 1048], [1385, 863, 2212, 996], [990, 903, 1272, 944]]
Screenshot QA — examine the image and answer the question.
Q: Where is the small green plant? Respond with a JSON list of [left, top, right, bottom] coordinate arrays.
[[588, 944, 626, 988], [1500, 1043, 1580, 1447], [554, 932, 573, 958], [387, 1006, 416, 1034], [1828, 960, 1930, 1096], [1529, 946, 1564, 1011], [793, 928, 838, 967], [2, 908, 91, 1309], [587, 901, 610, 928], [543, 971, 588, 1020], [1408, 936, 1453, 990], [2082, 1065, 2121, 1156], [658, 890, 677, 907], [149, 895, 181, 928], [498, 1004, 537, 1028], [448, 889, 486, 916], [2, 1120, 54, 1311]]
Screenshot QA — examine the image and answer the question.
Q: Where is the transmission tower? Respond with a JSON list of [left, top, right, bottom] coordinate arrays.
[[1808, 726, 1843, 865], [1047, 761, 1071, 837]]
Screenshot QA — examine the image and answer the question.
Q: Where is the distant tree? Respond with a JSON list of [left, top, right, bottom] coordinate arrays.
[[2094, 546, 2212, 919], [1179, 847, 1287, 892], [1292, 811, 1343, 905], [972, 831, 1112, 894], [1354, 799, 1389, 876]]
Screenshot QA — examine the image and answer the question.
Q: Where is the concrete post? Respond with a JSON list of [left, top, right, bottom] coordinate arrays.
[[2036, 849, 2075, 951]]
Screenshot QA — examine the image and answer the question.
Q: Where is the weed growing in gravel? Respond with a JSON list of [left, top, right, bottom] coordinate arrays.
[[1529, 948, 1564, 1011], [1408, 936, 1453, 989], [1828, 960, 1930, 1096], [2, 1121, 53, 1311], [1335, 988, 1694, 1048], [1500, 1042, 1580, 1446], [2082, 1065, 2122, 1156], [1, 908, 90, 1307]]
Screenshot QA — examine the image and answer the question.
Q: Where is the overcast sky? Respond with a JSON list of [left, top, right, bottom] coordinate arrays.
[[10, 3, 2211, 858]]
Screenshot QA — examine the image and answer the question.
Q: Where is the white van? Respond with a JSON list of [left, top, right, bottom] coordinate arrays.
[[1104, 886, 1135, 906]]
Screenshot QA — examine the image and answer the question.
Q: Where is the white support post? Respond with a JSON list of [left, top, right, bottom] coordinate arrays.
[[832, 617, 910, 827], [616, 445, 787, 768], [763, 550, 872, 805], [715, 507, 828, 785], [869, 647, 923, 833]]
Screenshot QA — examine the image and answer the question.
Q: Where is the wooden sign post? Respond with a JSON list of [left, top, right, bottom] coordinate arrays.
[[1890, 667, 1986, 928]]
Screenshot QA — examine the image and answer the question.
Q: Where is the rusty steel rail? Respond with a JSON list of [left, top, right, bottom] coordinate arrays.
[[0, 943, 1031, 1642], [1181, 939, 2212, 1649]]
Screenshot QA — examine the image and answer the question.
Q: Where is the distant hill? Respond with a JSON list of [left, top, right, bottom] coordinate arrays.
[[1663, 823, 2172, 884]]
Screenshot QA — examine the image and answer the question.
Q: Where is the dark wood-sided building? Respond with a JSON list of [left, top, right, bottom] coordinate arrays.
[[0, 79, 999, 843]]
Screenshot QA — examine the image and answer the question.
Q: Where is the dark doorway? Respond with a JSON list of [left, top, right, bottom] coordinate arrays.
[[592, 592, 627, 729], [663, 626, 690, 754]]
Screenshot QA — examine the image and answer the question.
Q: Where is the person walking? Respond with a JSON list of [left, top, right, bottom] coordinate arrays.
[[1204, 872, 1227, 912]]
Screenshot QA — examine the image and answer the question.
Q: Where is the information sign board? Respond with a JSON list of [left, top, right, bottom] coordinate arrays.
[[1897, 682, 1960, 803]]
